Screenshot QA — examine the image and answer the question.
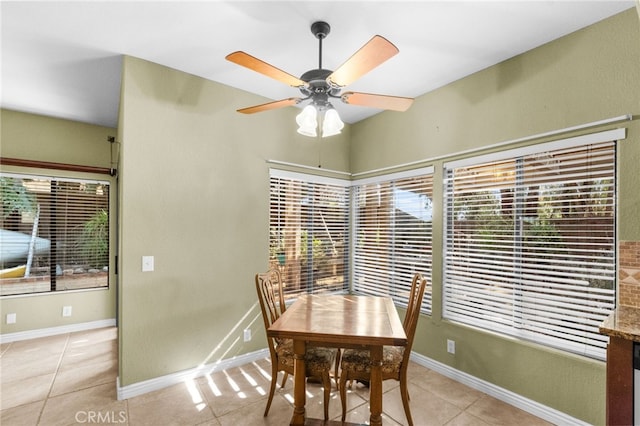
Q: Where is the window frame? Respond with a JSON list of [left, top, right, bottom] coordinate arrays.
[[268, 168, 350, 299], [1, 171, 111, 297], [442, 129, 623, 359], [351, 166, 434, 314]]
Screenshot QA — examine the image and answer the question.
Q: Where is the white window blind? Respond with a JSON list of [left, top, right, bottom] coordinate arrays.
[[1, 173, 110, 296], [443, 134, 618, 359], [352, 167, 433, 314], [269, 170, 349, 298]]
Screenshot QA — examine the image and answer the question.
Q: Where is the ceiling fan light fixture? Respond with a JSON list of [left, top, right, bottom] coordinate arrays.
[[296, 104, 318, 137], [321, 108, 344, 137]]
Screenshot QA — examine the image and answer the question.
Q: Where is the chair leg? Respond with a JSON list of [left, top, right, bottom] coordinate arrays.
[[280, 371, 289, 388], [322, 373, 332, 421], [399, 378, 413, 426], [339, 371, 349, 422], [264, 366, 279, 417], [334, 348, 341, 390]]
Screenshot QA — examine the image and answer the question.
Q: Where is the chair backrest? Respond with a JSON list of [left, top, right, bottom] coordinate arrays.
[[269, 268, 286, 313], [402, 273, 427, 358], [255, 269, 286, 353]]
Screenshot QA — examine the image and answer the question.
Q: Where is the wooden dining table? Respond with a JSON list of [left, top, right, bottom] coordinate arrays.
[[267, 294, 407, 426]]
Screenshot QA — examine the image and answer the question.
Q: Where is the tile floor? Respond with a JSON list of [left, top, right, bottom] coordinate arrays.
[[1, 327, 551, 425]]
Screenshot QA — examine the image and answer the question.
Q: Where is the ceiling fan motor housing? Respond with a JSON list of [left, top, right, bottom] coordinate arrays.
[[299, 68, 341, 101]]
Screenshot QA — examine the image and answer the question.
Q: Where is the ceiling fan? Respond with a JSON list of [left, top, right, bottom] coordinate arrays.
[[226, 21, 413, 136]]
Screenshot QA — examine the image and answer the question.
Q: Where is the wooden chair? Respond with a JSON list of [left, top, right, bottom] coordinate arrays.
[[255, 269, 338, 420], [338, 273, 427, 426]]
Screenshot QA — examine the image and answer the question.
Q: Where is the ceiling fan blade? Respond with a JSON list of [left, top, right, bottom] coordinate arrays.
[[341, 92, 414, 111], [237, 98, 301, 114], [327, 36, 399, 87], [226, 51, 307, 88]]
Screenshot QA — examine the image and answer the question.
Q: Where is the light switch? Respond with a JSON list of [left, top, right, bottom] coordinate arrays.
[[6, 313, 16, 324], [142, 255, 154, 272]]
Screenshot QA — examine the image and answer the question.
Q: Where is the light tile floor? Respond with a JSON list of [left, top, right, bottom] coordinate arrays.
[[1, 327, 552, 425]]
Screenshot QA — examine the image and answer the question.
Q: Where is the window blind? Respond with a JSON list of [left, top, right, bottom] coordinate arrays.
[[269, 169, 349, 298], [1, 173, 110, 296], [352, 167, 433, 314], [443, 135, 617, 359]]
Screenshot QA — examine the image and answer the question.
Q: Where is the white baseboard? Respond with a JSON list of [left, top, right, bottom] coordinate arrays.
[[410, 352, 590, 426], [0, 319, 116, 344], [117, 348, 270, 400]]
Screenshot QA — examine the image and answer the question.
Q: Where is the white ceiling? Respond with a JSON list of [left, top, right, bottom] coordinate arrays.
[[1, 1, 635, 128]]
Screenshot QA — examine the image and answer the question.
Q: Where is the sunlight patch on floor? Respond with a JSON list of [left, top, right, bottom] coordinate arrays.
[[252, 360, 272, 381], [203, 374, 222, 397], [184, 379, 207, 411]]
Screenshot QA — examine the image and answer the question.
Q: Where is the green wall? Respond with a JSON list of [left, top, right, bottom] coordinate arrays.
[[0, 110, 117, 333], [117, 56, 350, 386], [350, 9, 640, 425]]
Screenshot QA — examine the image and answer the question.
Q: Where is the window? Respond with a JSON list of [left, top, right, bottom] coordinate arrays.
[[269, 169, 349, 298], [352, 167, 434, 314], [1, 173, 110, 296], [443, 130, 620, 359]]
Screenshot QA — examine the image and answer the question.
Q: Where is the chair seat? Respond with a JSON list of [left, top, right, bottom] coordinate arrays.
[[256, 269, 338, 421], [276, 339, 337, 372], [340, 346, 404, 375], [338, 273, 427, 426]]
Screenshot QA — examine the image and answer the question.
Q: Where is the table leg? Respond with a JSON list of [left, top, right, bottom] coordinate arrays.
[[291, 339, 306, 426], [369, 345, 383, 426]]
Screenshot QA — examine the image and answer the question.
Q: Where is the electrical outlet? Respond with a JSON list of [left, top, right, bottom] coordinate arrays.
[[243, 329, 251, 342], [62, 306, 72, 317], [6, 313, 16, 324], [447, 339, 456, 354]]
